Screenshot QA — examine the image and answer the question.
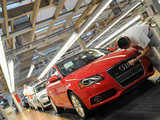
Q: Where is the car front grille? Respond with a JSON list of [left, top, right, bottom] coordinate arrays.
[[107, 57, 144, 87], [90, 88, 117, 105], [43, 101, 50, 105]]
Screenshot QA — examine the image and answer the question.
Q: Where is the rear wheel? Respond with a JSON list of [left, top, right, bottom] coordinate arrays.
[[69, 92, 88, 119]]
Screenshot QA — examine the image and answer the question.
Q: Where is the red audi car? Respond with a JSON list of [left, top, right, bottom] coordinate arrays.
[[46, 48, 154, 118]]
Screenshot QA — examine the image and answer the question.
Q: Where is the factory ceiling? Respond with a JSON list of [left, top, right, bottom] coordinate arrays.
[[0, 0, 142, 92]]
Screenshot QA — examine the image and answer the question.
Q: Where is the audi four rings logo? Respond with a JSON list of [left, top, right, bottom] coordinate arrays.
[[118, 63, 130, 71]]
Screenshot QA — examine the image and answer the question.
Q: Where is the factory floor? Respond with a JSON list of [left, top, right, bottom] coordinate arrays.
[[9, 110, 69, 120]]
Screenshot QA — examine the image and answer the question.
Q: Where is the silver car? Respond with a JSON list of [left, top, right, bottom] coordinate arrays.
[[30, 81, 51, 110]]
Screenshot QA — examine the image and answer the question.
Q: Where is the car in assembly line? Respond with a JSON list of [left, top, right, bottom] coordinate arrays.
[[28, 81, 51, 110], [46, 48, 154, 119]]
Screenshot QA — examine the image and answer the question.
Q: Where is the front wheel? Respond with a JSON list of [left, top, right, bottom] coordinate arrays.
[[50, 98, 61, 114], [70, 93, 88, 119], [38, 100, 44, 111]]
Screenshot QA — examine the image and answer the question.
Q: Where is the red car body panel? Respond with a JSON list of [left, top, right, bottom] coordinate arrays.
[[47, 48, 154, 110]]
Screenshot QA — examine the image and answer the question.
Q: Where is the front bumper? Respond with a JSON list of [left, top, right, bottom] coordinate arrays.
[[39, 97, 51, 108]]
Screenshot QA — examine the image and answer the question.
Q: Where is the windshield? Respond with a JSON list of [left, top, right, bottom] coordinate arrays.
[[35, 81, 47, 93], [57, 49, 106, 77]]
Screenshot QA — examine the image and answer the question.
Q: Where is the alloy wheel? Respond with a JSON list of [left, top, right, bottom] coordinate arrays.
[[70, 94, 85, 118]]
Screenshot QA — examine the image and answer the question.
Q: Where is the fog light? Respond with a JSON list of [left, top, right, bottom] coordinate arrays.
[[93, 96, 103, 103]]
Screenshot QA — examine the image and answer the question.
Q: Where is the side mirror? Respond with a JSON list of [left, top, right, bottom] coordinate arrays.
[[49, 75, 59, 83]]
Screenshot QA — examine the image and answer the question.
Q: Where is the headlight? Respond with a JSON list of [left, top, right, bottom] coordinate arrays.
[[79, 75, 104, 89], [0, 101, 4, 104]]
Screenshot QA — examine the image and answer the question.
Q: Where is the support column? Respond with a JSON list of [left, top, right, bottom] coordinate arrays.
[[10, 20, 16, 49], [11, 93, 23, 113], [2, 0, 10, 49], [0, 36, 22, 113]]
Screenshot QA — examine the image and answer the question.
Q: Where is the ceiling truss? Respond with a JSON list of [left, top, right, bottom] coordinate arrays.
[[0, 0, 144, 90]]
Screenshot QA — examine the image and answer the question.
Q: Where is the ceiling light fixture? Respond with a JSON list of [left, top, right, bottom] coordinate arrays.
[[79, 0, 113, 35], [27, 64, 35, 78], [8, 60, 15, 92]]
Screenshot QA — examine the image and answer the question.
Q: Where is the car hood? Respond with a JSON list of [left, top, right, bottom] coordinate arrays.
[[64, 48, 137, 81]]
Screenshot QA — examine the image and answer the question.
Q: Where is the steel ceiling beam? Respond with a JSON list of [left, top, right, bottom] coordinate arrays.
[[74, 0, 101, 32], [65, 0, 99, 50], [6, 26, 73, 56], [46, 0, 66, 39], [30, 0, 41, 42], [1, 5, 86, 41], [2, 27, 33, 41], [0, 1, 55, 23], [0, 0, 21, 7], [64, 0, 84, 27], [2, 0, 10, 48], [10, 20, 16, 49], [5, 1, 52, 21]]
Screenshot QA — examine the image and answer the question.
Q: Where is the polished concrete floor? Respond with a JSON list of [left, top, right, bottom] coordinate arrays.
[[8, 110, 70, 120], [7, 71, 160, 120]]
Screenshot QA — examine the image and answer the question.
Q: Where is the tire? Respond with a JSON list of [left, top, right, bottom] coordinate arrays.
[[69, 92, 88, 119], [50, 98, 61, 114], [41, 106, 44, 111], [38, 101, 44, 111], [25, 103, 29, 108]]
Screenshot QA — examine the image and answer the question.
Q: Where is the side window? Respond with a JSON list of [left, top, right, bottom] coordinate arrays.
[[48, 68, 61, 80], [49, 68, 56, 78]]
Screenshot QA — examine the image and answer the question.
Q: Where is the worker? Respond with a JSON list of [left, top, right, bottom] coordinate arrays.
[[117, 23, 160, 76], [23, 84, 37, 110]]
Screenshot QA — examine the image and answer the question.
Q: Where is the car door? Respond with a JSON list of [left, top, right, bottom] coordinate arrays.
[[48, 67, 70, 107], [54, 67, 69, 107], [48, 67, 64, 106]]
